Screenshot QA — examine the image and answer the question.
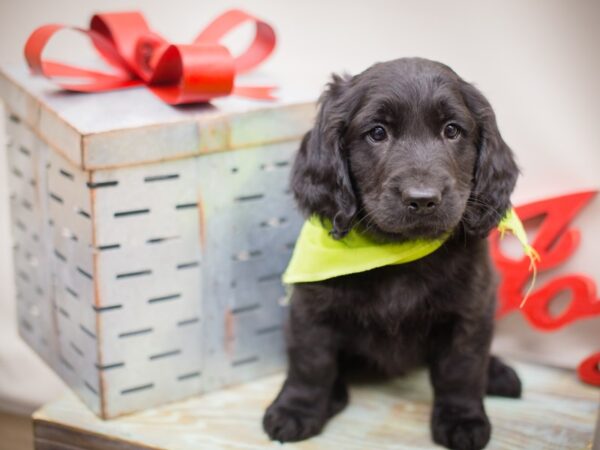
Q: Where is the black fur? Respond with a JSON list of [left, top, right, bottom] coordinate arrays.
[[264, 58, 521, 450]]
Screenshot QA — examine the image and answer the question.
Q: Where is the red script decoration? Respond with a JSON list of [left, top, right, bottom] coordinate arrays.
[[23, 10, 276, 104], [490, 191, 600, 386], [490, 191, 599, 329], [577, 352, 600, 386]]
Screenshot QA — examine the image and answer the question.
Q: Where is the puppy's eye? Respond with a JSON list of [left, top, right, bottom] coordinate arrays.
[[367, 126, 387, 142], [443, 124, 461, 140]]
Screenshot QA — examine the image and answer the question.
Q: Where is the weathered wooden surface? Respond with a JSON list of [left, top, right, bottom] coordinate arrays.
[[6, 109, 304, 418], [33, 361, 599, 449], [1, 62, 316, 419]]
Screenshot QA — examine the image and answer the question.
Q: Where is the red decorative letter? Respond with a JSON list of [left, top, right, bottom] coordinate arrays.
[[490, 191, 600, 386]]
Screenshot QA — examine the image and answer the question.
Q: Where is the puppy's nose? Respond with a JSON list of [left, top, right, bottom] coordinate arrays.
[[402, 187, 441, 214]]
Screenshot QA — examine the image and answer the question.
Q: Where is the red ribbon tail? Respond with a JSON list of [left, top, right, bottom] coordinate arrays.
[[41, 61, 128, 79], [233, 85, 277, 100]]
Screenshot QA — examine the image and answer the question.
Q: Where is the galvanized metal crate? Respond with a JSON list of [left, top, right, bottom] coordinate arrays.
[[0, 66, 314, 418]]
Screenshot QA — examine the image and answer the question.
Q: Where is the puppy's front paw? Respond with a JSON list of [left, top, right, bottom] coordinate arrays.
[[431, 403, 491, 450], [486, 357, 522, 398], [263, 402, 325, 443]]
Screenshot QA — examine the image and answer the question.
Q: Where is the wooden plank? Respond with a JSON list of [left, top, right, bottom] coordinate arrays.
[[33, 361, 599, 449], [6, 106, 305, 418], [34, 419, 158, 450]]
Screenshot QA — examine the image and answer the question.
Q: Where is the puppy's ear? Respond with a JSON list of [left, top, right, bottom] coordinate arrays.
[[460, 81, 519, 238], [291, 74, 357, 238]]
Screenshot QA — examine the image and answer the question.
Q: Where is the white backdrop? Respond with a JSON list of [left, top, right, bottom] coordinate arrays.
[[0, 0, 599, 413]]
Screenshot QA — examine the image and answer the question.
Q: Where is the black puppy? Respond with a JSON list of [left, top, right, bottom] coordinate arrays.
[[263, 58, 522, 450]]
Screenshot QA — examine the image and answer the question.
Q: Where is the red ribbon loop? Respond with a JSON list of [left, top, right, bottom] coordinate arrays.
[[24, 10, 276, 104]]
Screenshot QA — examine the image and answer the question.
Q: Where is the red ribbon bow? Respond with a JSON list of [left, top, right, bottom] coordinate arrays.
[[24, 9, 276, 104]]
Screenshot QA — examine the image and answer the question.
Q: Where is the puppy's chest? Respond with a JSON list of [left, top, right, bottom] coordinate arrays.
[[325, 268, 455, 372], [330, 266, 443, 319], [339, 281, 439, 335], [336, 297, 439, 374]]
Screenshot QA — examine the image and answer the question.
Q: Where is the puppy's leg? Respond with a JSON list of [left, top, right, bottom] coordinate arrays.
[[486, 355, 522, 398], [263, 292, 346, 442], [429, 319, 493, 450]]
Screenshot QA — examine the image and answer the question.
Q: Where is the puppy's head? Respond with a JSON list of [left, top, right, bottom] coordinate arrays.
[[292, 58, 518, 240]]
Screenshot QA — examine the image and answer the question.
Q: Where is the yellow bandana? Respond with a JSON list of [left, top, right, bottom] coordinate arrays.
[[283, 209, 539, 299], [496, 208, 541, 307], [282, 217, 449, 284]]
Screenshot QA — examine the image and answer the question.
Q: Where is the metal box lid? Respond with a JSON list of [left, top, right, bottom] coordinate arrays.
[[0, 66, 316, 170]]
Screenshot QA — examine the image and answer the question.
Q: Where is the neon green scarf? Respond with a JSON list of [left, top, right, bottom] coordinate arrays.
[[283, 209, 538, 287]]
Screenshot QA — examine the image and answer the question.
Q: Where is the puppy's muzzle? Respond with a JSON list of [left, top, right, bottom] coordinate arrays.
[[401, 187, 442, 215]]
